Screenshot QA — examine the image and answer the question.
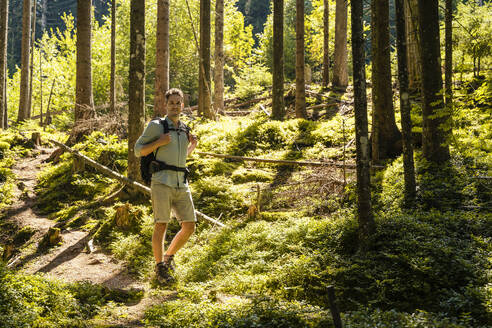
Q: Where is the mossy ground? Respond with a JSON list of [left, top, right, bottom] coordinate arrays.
[[0, 76, 491, 327]]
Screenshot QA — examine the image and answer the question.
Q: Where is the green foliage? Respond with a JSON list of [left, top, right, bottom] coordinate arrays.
[[232, 64, 271, 100], [35, 131, 126, 214], [0, 264, 86, 327], [192, 176, 249, 217], [144, 297, 329, 328], [453, 2, 492, 76]]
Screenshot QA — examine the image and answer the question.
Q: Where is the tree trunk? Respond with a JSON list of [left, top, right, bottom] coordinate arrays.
[[128, 0, 146, 181], [444, 0, 452, 107], [0, 0, 8, 129], [199, 0, 213, 119], [75, 0, 95, 122], [404, 0, 421, 92], [213, 0, 224, 114], [110, 0, 116, 114], [322, 0, 329, 89], [332, 0, 348, 88], [418, 0, 450, 164], [27, 0, 36, 118], [272, 0, 284, 120], [395, 0, 416, 207], [295, 0, 306, 119], [154, 0, 169, 117], [351, 0, 375, 244], [17, 0, 31, 122], [371, 0, 402, 162], [40, 0, 47, 31]]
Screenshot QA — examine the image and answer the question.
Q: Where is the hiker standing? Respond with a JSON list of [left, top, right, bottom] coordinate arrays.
[[134, 88, 198, 284]]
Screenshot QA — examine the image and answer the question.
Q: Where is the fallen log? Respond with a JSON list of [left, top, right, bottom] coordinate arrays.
[[195, 151, 358, 169], [306, 103, 338, 110], [195, 151, 385, 169], [49, 139, 225, 227]]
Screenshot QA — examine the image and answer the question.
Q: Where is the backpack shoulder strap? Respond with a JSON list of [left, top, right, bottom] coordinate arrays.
[[158, 118, 169, 134]]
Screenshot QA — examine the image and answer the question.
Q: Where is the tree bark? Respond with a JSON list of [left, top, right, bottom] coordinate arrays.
[[295, 0, 306, 118], [272, 0, 284, 120], [395, 0, 416, 206], [110, 0, 116, 114], [332, 0, 348, 88], [322, 0, 329, 89], [404, 0, 421, 92], [418, 0, 450, 164], [27, 0, 36, 118], [213, 0, 224, 114], [0, 0, 8, 129], [17, 0, 31, 122], [444, 0, 453, 108], [371, 0, 402, 162], [199, 0, 213, 119], [154, 0, 170, 117], [351, 0, 374, 243], [128, 0, 146, 181], [75, 0, 95, 122]]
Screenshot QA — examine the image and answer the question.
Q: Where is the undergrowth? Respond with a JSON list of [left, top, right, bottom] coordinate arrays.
[[1, 75, 491, 327]]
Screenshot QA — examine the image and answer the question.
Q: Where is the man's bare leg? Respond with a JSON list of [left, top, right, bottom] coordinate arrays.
[[165, 222, 195, 256], [152, 223, 167, 264]]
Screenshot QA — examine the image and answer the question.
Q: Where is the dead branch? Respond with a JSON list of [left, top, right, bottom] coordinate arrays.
[[194, 151, 369, 169]]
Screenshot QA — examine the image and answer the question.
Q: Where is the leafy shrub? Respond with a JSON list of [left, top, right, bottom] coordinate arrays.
[[144, 297, 330, 328], [233, 64, 272, 100]]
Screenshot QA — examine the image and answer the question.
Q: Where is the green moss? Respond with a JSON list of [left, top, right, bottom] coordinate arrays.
[[231, 167, 274, 183]]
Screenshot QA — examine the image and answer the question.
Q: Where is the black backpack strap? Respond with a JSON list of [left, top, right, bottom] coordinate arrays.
[[158, 118, 169, 134]]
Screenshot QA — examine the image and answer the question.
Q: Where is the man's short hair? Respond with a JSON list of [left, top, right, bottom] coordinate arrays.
[[165, 88, 184, 102]]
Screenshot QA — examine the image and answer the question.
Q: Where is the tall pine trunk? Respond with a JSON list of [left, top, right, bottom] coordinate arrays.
[[295, 0, 306, 118], [75, 0, 95, 122], [322, 0, 329, 89], [404, 0, 421, 92], [213, 0, 224, 114], [199, 0, 213, 119], [0, 0, 7, 129], [110, 0, 116, 114], [395, 0, 416, 206], [418, 0, 450, 164], [17, 0, 30, 122], [272, 0, 284, 120], [371, 0, 401, 161], [444, 0, 453, 107], [332, 0, 348, 88], [351, 0, 375, 244], [128, 0, 146, 181], [27, 0, 35, 118], [154, 0, 169, 117]]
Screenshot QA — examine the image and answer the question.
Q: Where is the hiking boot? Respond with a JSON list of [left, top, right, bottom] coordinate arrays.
[[155, 261, 175, 285]]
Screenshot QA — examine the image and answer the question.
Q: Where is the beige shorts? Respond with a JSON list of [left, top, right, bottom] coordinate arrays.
[[151, 181, 197, 224]]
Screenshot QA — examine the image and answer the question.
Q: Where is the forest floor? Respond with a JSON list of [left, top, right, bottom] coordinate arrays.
[[6, 147, 173, 327]]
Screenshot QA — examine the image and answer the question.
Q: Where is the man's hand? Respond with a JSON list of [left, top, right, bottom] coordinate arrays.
[[139, 133, 171, 156], [187, 134, 198, 156], [157, 133, 172, 147], [188, 133, 198, 147]]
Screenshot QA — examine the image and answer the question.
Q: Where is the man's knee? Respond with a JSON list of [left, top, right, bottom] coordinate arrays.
[[154, 222, 167, 234], [181, 222, 195, 234]]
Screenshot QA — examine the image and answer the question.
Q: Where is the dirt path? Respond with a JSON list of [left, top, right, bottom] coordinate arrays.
[[4, 147, 171, 327]]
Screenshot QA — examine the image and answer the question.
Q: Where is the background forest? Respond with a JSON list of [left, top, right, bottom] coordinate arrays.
[[0, 0, 491, 327]]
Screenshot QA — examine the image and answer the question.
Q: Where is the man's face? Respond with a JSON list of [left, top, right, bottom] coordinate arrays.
[[166, 94, 183, 118]]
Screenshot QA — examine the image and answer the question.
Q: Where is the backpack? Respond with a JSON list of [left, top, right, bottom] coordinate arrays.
[[140, 118, 190, 186]]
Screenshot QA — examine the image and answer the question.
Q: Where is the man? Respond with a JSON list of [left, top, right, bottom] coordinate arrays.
[[134, 88, 198, 284]]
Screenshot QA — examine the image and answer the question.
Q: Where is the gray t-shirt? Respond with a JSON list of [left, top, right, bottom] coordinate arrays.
[[134, 116, 190, 189]]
